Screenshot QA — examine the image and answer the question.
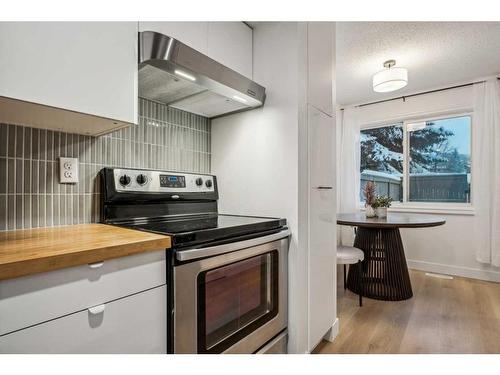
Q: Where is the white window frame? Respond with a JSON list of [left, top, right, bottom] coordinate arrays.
[[360, 111, 474, 215]]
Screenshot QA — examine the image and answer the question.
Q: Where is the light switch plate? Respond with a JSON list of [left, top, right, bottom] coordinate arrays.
[[59, 157, 79, 183]]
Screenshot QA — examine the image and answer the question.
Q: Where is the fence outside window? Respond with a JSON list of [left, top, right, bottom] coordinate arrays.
[[360, 170, 470, 203]]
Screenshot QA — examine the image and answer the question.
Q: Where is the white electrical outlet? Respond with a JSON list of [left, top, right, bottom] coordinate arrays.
[[59, 157, 79, 183]]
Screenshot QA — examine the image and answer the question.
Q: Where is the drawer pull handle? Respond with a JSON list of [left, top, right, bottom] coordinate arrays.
[[88, 304, 106, 315], [88, 261, 104, 269]]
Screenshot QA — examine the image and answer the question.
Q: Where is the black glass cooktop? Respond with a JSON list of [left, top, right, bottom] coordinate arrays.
[[121, 214, 287, 248]]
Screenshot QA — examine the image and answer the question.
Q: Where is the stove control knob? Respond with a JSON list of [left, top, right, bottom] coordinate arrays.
[[119, 174, 131, 186], [136, 174, 148, 185], [195, 177, 203, 186], [205, 179, 213, 188]]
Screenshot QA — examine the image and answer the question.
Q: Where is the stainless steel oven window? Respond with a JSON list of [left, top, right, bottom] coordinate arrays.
[[196, 251, 279, 354]]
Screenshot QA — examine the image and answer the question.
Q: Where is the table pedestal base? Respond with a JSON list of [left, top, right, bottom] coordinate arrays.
[[347, 227, 413, 301]]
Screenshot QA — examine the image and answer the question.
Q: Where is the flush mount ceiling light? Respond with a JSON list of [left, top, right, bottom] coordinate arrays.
[[372, 60, 408, 93]]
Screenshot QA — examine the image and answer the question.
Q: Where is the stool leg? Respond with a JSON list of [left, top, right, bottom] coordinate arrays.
[[358, 260, 363, 307], [343, 264, 346, 290]]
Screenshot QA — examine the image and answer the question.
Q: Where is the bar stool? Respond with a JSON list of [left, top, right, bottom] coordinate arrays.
[[337, 245, 364, 306]]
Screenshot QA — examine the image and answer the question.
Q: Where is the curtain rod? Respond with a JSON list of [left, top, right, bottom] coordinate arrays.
[[340, 77, 500, 110]]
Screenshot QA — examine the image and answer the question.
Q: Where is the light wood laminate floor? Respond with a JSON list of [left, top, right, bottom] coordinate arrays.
[[313, 269, 500, 354]]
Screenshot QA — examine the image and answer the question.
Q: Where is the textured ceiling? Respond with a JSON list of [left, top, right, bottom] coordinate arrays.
[[336, 22, 500, 105]]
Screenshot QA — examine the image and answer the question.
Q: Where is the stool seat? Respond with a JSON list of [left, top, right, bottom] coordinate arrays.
[[337, 245, 364, 265]]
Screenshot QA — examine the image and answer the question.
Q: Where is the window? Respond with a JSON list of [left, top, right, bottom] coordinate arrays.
[[360, 115, 472, 205]]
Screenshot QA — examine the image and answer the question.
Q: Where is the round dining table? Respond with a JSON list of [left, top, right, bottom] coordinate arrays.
[[337, 213, 445, 301]]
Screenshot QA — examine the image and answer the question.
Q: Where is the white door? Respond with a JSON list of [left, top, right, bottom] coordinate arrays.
[[308, 104, 336, 350]]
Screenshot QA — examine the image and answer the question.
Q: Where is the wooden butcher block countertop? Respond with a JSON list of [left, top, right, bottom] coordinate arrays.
[[0, 224, 171, 281]]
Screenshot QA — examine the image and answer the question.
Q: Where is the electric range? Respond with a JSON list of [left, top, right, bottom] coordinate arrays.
[[100, 167, 290, 354]]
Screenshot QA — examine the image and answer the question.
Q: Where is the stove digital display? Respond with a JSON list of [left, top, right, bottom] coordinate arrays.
[[159, 174, 186, 188]]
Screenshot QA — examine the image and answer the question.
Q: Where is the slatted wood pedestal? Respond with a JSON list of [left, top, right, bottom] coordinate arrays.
[[347, 227, 413, 301]]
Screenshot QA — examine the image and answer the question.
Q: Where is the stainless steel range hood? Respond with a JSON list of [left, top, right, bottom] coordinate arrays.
[[138, 31, 266, 118]]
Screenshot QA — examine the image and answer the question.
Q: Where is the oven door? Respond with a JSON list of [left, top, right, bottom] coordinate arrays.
[[173, 231, 289, 354]]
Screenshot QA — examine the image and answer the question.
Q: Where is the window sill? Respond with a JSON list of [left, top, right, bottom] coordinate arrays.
[[359, 205, 475, 216]]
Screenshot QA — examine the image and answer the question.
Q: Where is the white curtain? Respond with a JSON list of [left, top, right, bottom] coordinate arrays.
[[473, 79, 500, 267], [337, 106, 360, 245]]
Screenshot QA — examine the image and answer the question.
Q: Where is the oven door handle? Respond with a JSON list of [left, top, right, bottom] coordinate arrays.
[[176, 229, 291, 262]]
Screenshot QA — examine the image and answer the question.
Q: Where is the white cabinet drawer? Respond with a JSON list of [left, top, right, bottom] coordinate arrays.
[[0, 285, 166, 354], [0, 250, 166, 336]]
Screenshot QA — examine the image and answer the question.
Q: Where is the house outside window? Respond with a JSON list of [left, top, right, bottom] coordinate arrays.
[[360, 114, 472, 206]]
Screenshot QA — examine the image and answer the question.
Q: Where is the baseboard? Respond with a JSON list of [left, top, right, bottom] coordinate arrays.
[[323, 317, 340, 343], [407, 259, 500, 283]]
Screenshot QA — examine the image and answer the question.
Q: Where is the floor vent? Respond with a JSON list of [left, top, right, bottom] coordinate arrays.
[[425, 272, 454, 280]]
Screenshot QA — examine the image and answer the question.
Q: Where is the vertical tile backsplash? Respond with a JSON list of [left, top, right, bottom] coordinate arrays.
[[0, 98, 211, 231]]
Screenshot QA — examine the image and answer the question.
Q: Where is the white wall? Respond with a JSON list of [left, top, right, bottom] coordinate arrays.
[[211, 22, 299, 224], [211, 23, 308, 353], [402, 216, 500, 282], [353, 84, 500, 282]]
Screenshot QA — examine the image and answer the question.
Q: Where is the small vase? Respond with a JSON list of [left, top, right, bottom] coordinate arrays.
[[365, 205, 376, 218], [376, 207, 387, 218]]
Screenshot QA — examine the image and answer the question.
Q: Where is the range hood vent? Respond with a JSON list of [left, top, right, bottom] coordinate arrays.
[[138, 31, 266, 118]]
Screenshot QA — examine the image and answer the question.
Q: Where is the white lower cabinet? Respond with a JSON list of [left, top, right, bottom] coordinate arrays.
[[0, 250, 166, 336], [0, 285, 167, 354]]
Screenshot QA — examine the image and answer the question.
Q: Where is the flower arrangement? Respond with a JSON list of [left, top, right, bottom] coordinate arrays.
[[363, 181, 376, 217], [363, 181, 376, 206]]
